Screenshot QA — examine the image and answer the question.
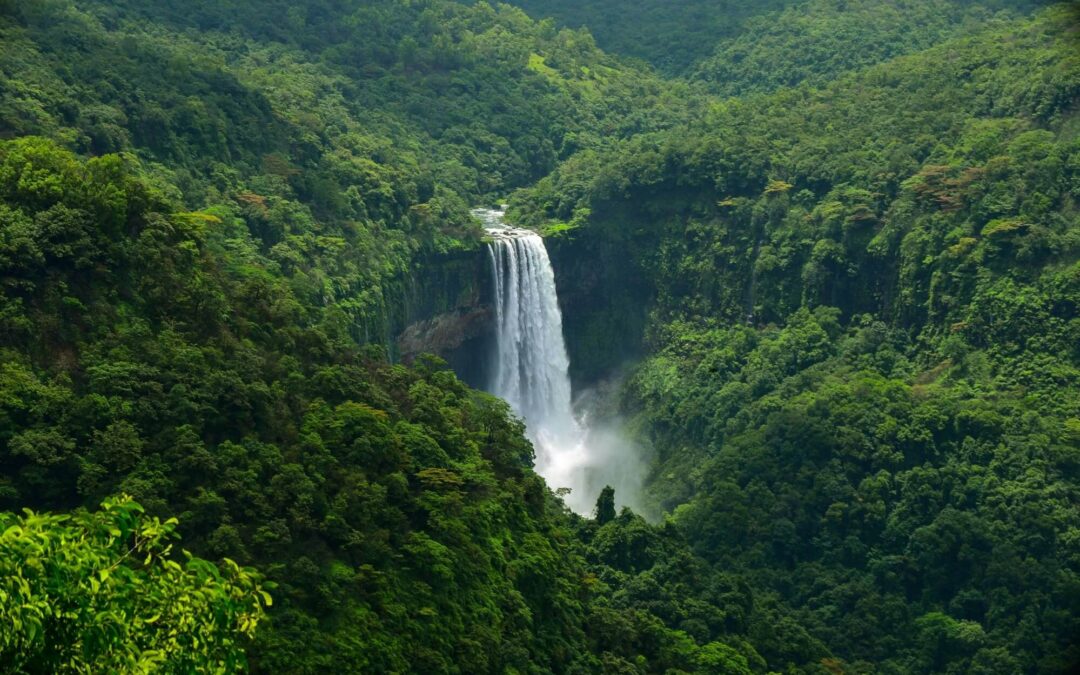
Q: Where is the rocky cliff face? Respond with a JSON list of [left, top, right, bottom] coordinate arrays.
[[391, 246, 495, 388], [545, 228, 651, 388], [397, 306, 493, 385]]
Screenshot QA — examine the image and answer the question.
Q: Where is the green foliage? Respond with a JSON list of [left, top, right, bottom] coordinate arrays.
[[509, 0, 800, 75], [515, 5, 1080, 333], [0, 0, 693, 211], [624, 311, 1080, 671], [693, 0, 1052, 96], [594, 485, 616, 524], [514, 4, 1080, 672], [0, 137, 791, 673], [0, 137, 559, 671], [577, 505, 810, 673], [0, 495, 269, 673], [2, 0, 1078, 672]]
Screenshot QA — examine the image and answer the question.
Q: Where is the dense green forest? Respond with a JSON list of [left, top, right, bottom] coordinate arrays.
[[512, 3, 1080, 672], [691, 0, 1056, 96], [1, 0, 1078, 673], [504, 0, 800, 75]]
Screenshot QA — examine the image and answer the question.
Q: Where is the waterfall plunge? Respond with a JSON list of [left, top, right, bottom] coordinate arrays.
[[477, 209, 644, 516]]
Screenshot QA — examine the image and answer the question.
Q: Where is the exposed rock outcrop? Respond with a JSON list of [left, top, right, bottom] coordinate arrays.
[[386, 245, 495, 388], [397, 306, 493, 361]]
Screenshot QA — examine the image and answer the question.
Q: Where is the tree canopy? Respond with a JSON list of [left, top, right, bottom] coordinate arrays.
[[0, 495, 270, 673], [1, 0, 1077, 672]]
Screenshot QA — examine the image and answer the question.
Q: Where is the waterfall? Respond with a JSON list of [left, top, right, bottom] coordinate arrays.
[[476, 208, 646, 517], [476, 208, 591, 512], [487, 232, 572, 419]]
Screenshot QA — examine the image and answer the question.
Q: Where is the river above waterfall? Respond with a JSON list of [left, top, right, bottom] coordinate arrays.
[[475, 208, 645, 516]]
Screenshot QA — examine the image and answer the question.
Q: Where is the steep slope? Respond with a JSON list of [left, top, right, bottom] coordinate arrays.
[[3, 0, 1079, 671], [0, 121, 826, 675], [1, 0, 692, 205], [0, 1, 824, 673], [513, 6, 1080, 671], [693, 0, 1055, 97], [0, 136, 578, 671], [0, 0, 699, 360], [504, 0, 803, 75]]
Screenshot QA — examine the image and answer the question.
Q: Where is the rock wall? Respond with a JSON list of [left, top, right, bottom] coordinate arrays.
[[391, 246, 495, 388], [545, 228, 651, 389]]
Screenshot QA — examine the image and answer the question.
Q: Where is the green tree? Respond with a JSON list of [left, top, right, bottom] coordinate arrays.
[[595, 484, 616, 524], [0, 495, 271, 673]]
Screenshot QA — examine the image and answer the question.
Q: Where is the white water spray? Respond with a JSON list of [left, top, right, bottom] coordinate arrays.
[[477, 208, 645, 516]]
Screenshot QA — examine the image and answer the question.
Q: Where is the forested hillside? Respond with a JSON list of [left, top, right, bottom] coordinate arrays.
[[3, 0, 692, 203], [693, 0, 1054, 96], [505, 0, 800, 74], [0, 0, 805, 671], [513, 4, 1080, 672], [1, 0, 1078, 672]]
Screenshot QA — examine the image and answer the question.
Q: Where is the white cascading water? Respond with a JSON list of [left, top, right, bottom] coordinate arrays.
[[475, 208, 647, 517]]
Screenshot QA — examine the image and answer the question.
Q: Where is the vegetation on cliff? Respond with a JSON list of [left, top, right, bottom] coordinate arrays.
[[513, 4, 1080, 672], [1, 0, 1077, 672]]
